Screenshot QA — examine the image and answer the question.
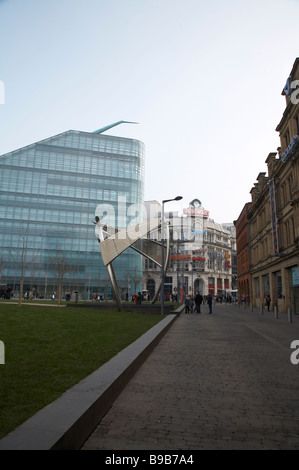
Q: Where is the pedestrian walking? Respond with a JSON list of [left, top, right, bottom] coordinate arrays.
[[189, 296, 194, 313], [265, 294, 271, 312], [184, 296, 190, 314], [194, 292, 203, 313], [207, 293, 213, 314]]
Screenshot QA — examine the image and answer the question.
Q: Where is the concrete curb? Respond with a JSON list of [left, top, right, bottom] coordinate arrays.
[[0, 314, 178, 450], [67, 302, 176, 314]]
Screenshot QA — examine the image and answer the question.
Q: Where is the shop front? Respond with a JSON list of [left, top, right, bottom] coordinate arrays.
[[289, 266, 299, 314]]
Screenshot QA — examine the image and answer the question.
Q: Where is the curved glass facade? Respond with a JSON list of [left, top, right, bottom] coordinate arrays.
[[0, 129, 144, 299]]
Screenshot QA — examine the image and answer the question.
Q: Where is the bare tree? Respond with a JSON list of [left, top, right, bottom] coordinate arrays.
[[130, 267, 142, 297], [6, 224, 36, 307], [8, 232, 29, 307], [51, 254, 73, 306]]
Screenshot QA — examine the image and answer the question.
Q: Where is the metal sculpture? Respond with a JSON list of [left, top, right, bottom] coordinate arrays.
[[94, 217, 170, 310]]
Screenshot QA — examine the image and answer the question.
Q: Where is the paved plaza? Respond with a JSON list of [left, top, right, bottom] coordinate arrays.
[[82, 302, 299, 450]]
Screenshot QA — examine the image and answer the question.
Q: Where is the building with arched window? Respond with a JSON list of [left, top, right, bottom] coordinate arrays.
[[143, 200, 236, 301]]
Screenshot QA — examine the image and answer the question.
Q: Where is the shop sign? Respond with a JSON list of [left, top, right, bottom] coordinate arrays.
[[171, 254, 206, 262], [191, 229, 207, 235], [281, 135, 299, 162], [171, 254, 191, 261], [184, 208, 209, 217], [183, 198, 209, 217]]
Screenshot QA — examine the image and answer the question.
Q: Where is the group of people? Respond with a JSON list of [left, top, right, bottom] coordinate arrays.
[[132, 292, 143, 304], [184, 292, 213, 314], [215, 295, 234, 304]]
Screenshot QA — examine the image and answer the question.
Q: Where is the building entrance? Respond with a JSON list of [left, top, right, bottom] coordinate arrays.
[[289, 266, 299, 314]]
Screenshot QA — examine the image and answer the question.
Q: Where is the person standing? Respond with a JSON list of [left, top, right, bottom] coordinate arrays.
[[184, 296, 190, 314], [194, 292, 203, 314], [265, 294, 271, 312], [207, 293, 213, 314]]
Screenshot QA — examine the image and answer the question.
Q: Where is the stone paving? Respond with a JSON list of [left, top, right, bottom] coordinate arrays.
[[82, 303, 299, 450]]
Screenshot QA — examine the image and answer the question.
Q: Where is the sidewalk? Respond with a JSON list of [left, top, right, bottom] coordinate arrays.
[[82, 302, 299, 450], [0, 301, 66, 307]]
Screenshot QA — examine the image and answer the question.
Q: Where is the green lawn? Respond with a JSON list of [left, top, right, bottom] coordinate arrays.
[[0, 304, 163, 439]]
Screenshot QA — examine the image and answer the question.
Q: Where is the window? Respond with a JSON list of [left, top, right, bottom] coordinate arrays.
[[285, 129, 291, 147], [291, 218, 295, 243], [263, 274, 270, 296], [285, 221, 290, 247], [254, 277, 260, 298], [208, 277, 215, 294], [276, 271, 282, 299], [281, 184, 286, 206], [208, 258, 214, 270], [288, 175, 293, 200]]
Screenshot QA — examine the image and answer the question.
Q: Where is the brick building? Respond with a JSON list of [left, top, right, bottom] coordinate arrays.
[[236, 58, 299, 313], [234, 202, 252, 303]]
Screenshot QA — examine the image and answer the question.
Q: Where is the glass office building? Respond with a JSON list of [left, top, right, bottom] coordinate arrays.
[[0, 126, 144, 299]]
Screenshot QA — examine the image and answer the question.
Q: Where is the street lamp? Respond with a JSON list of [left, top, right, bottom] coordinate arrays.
[[44, 272, 48, 300], [190, 262, 195, 296], [88, 274, 91, 301], [161, 196, 183, 314]]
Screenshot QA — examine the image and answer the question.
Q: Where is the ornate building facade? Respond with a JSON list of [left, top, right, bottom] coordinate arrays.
[[143, 199, 236, 301]]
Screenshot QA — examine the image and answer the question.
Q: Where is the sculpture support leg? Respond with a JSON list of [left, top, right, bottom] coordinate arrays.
[[106, 262, 122, 310], [151, 224, 170, 304]]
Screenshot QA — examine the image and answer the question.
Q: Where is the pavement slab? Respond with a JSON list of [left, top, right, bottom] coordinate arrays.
[[82, 303, 299, 450]]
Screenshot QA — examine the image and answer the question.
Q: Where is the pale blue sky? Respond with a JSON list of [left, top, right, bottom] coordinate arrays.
[[0, 0, 298, 223]]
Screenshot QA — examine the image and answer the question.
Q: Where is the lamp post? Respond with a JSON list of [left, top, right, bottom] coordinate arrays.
[[44, 272, 48, 300], [190, 262, 194, 297], [161, 196, 183, 314], [88, 274, 91, 301]]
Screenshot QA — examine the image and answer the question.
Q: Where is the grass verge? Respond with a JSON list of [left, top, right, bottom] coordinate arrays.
[[0, 304, 163, 439]]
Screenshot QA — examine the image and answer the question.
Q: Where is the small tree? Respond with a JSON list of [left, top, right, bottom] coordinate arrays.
[[6, 224, 40, 307], [51, 255, 72, 306], [131, 267, 142, 296], [8, 234, 29, 308]]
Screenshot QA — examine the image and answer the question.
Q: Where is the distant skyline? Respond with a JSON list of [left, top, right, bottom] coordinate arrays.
[[0, 0, 298, 223]]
